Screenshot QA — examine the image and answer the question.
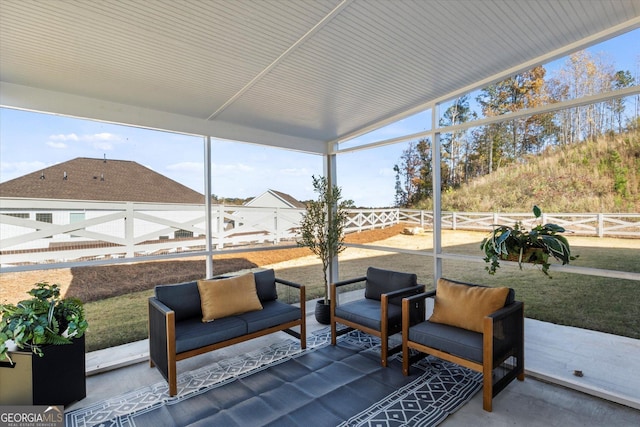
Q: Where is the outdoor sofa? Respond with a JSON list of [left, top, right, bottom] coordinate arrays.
[[402, 278, 524, 411], [148, 269, 306, 396]]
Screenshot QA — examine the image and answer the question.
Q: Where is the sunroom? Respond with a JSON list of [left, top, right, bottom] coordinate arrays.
[[1, 0, 639, 425]]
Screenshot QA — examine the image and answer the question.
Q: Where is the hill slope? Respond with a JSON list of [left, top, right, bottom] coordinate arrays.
[[421, 133, 640, 213]]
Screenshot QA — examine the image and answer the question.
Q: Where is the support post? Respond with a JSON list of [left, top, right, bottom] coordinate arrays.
[[432, 105, 442, 285], [204, 136, 213, 278], [325, 153, 339, 288]]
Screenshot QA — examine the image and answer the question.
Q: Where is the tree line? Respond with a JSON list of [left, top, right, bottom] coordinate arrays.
[[394, 50, 638, 207]]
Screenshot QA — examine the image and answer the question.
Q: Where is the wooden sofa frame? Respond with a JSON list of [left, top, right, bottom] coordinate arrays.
[[148, 274, 306, 396]]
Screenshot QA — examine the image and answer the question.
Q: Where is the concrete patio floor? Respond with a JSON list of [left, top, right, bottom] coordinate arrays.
[[68, 298, 640, 426]]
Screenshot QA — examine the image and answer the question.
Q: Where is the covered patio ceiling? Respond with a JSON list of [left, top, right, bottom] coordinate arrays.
[[1, 0, 639, 155]]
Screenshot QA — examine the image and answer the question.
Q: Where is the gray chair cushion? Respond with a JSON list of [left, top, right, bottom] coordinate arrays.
[[155, 281, 201, 321], [409, 321, 483, 363], [335, 299, 403, 332], [254, 269, 278, 302], [175, 316, 247, 353], [364, 267, 417, 301], [238, 301, 300, 333]]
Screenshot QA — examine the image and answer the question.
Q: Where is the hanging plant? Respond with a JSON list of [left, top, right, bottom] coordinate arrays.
[[480, 206, 577, 278]]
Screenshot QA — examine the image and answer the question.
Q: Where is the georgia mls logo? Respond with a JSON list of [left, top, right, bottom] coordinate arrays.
[[0, 405, 64, 427]]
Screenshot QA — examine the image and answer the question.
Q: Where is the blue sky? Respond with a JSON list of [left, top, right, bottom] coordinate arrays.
[[1, 29, 638, 207]]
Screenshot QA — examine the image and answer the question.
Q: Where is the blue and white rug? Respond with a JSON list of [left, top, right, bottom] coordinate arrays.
[[65, 328, 481, 427]]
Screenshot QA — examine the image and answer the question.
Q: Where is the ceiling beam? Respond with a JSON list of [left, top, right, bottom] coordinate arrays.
[[1, 82, 327, 155]]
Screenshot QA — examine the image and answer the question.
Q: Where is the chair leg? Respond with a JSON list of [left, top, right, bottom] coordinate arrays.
[[402, 344, 410, 376], [168, 355, 178, 397], [380, 332, 388, 367], [330, 320, 337, 346], [482, 362, 493, 412]]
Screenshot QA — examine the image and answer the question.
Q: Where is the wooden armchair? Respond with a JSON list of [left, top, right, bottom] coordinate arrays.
[[330, 267, 424, 366], [402, 278, 524, 411]]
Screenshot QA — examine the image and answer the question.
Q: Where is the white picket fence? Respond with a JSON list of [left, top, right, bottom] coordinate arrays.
[[398, 210, 640, 238], [1, 197, 638, 269]]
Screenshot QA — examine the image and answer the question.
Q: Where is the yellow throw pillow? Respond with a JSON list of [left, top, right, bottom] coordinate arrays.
[[428, 278, 509, 333], [197, 273, 263, 322]]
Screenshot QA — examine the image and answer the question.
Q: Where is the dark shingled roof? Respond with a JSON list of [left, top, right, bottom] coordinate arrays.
[[0, 157, 204, 203]]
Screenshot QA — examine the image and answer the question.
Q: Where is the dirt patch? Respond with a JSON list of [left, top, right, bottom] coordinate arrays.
[[0, 224, 408, 304]]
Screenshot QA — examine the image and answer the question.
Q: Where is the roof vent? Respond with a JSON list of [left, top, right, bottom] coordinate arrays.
[[40, 172, 45, 180], [101, 173, 105, 181], [104, 154, 107, 163], [63, 171, 68, 180]]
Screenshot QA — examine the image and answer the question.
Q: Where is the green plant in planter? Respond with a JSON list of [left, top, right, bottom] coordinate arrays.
[[0, 282, 88, 362], [480, 206, 576, 278], [297, 175, 350, 304]]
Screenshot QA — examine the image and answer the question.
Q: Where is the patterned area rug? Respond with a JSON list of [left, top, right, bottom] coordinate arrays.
[[65, 328, 481, 427]]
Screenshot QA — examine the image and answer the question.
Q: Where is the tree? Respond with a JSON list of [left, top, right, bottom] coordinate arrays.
[[393, 139, 432, 207], [297, 175, 349, 304], [548, 50, 615, 142], [440, 96, 476, 186], [476, 66, 554, 165], [611, 70, 635, 133]]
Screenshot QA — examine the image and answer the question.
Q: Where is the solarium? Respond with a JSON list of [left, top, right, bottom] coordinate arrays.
[[1, 0, 640, 424]]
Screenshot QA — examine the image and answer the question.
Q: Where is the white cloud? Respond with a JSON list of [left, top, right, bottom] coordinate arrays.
[[85, 132, 119, 142], [212, 162, 254, 175], [48, 132, 120, 142], [46, 141, 68, 149], [50, 133, 79, 141]]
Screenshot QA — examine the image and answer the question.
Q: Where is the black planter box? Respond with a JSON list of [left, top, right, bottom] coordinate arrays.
[[0, 335, 86, 406]]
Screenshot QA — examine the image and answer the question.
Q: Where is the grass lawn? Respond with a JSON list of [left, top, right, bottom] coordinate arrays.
[[83, 231, 640, 352]]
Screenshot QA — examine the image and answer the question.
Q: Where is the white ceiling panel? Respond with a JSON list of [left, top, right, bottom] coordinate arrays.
[[1, 0, 639, 153]]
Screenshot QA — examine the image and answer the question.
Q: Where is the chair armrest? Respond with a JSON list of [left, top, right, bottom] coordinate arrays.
[[276, 277, 304, 289], [488, 300, 523, 322], [148, 297, 175, 376], [149, 297, 174, 318], [402, 290, 436, 305], [332, 276, 367, 288], [384, 284, 425, 306]]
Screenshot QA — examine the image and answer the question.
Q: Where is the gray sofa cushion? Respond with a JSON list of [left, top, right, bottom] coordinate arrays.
[[238, 300, 301, 333], [254, 269, 278, 302], [155, 281, 201, 321], [409, 321, 483, 363], [175, 316, 247, 353], [364, 267, 417, 301], [335, 299, 403, 332]]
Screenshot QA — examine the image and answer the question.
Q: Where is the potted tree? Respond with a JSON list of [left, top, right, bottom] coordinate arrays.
[[297, 175, 350, 324], [0, 282, 88, 405], [480, 206, 577, 278]]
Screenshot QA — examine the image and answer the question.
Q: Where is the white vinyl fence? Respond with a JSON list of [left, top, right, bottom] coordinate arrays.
[[398, 210, 640, 238], [1, 197, 638, 269]]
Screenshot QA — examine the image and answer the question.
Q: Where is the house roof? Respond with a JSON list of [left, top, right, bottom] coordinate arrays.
[[245, 189, 306, 209], [1, 1, 638, 154], [0, 157, 204, 203], [270, 190, 306, 209]]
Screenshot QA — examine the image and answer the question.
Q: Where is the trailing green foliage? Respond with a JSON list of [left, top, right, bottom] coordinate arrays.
[[0, 282, 88, 361], [480, 206, 576, 277]]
